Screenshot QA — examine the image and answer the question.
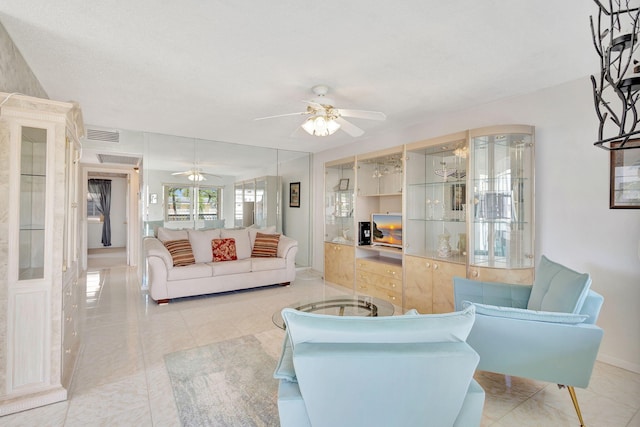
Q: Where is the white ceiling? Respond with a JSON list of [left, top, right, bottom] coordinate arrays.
[[0, 1, 599, 155]]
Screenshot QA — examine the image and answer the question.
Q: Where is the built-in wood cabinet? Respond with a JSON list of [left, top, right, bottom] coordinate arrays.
[[323, 125, 535, 313], [0, 93, 84, 415], [324, 242, 354, 290], [356, 257, 402, 306]]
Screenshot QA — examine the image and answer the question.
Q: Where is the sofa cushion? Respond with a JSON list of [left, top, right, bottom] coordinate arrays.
[[282, 305, 476, 347], [167, 263, 213, 281], [527, 255, 592, 313], [249, 225, 277, 247], [157, 227, 189, 242], [211, 259, 252, 276], [163, 239, 195, 266], [251, 232, 281, 257], [463, 301, 589, 324], [221, 229, 252, 259], [212, 238, 237, 262], [188, 229, 221, 263], [252, 256, 286, 272]]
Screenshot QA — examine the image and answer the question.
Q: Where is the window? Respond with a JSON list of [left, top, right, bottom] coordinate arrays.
[[164, 184, 222, 221], [87, 191, 101, 220]]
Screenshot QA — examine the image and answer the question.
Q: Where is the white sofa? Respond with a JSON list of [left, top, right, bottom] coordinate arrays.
[[144, 226, 298, 303]]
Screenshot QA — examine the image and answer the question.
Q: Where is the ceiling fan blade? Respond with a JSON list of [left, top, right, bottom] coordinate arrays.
[[171, 171, 189, 176], [254, 111, 309, 121], [335, 117, 364, 137], [337, 109, 386, 121]]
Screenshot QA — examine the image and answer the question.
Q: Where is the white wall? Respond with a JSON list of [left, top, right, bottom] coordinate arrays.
[[280, 154, 312, 267], [87, 177, 128, 248], [313, 77, 640, 373], [0, 22, 48, 98]]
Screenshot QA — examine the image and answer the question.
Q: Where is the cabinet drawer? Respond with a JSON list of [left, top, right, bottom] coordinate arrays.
[[356, 270, 401, 292], [356, 279, 402, 305], [356, 258, 403, 280]]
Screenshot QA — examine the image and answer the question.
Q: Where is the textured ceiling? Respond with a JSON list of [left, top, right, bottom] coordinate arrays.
[[0, 1, 599, 155]]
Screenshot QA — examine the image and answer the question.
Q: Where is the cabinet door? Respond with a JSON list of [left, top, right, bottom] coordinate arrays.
[[324, 243, 354, 289], [468, 265, 533, 285], [469, 127, 534, 270], [404, 255, 434, 313], [432, 260, 466, 313]]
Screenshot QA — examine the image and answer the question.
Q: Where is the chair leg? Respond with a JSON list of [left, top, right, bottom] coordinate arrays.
[[563, 385, 586, 427]]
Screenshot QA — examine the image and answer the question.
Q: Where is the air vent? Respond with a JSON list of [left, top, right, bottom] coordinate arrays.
[[86, 128, 120, 143], [97, 154, 140, 166]]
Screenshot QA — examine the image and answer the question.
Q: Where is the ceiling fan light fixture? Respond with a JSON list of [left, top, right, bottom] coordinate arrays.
[[302, 115, 340, 136], [187, 172, 206, 181]]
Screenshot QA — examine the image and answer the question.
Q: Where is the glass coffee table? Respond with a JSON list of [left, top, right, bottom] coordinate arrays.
[[272, 295, 395, 329]]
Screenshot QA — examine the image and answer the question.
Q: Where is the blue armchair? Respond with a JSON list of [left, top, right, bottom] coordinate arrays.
[[274, 306, 485, 427], [454, 256, 604, 427]]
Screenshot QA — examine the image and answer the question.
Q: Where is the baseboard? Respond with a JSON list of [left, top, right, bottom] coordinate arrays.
[[597, 353, 640, 374]]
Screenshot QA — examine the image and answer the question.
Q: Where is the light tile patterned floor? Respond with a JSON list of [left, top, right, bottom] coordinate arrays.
[[2, 259, 639, 426]]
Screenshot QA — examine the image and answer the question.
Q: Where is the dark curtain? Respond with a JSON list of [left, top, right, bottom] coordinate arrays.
[[88, 179, 112, 247]]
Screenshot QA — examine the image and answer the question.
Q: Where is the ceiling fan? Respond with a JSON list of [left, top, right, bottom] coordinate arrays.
[[171, 168, 221, 182], [255, 85, 386, 137]]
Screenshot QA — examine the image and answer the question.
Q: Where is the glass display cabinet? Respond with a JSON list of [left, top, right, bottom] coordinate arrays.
[[324, 157, 355, 244], [324, 157, 356, 289], [19, 127, 48, 280], [468, 125, 535, 283], [1, 93, 84, 414], [405, 132, 468, 263]]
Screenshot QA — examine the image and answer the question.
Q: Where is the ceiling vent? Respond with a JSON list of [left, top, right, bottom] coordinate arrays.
[[86, 128, 120, 143], [97, 154, 141, 166]]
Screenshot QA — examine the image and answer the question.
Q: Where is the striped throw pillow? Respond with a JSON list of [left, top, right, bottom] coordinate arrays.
[[251, 232, 280, 257], [163, 239, 195, 267], [212, 238, 238, 262]]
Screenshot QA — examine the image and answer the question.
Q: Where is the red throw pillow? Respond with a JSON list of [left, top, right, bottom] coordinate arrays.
[[251, 232, 281, 257], [163, 239, 196, 267], [212, 238, 238, 262]]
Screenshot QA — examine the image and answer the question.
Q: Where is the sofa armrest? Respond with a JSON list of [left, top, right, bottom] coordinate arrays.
[[454, 277, 532, 310], [144, 236, 173, 269], [277, 235, 298, 260]]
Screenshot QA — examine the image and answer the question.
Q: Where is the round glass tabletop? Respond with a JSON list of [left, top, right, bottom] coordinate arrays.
[[272, 294, 395, 329]]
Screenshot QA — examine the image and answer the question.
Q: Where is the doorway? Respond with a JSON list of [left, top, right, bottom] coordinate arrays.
[[81, 166, 140, 271]]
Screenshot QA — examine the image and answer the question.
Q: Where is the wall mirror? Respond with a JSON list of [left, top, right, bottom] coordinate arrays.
[[141, 133, 312, 267]]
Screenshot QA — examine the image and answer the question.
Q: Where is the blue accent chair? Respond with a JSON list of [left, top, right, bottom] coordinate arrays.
[[274, 306, 485, 427], [454, 256, 604, 427]]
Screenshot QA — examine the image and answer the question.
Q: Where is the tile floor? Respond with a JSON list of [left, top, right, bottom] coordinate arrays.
[[2, 258, 639, 426]]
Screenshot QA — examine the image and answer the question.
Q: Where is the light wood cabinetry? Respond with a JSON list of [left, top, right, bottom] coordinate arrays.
[[405, 255, 466, 313], [323, 125, 535, 313], [356, 257, 402, 306], [324, 242, 354, 290], [0, 93, 84, 415]]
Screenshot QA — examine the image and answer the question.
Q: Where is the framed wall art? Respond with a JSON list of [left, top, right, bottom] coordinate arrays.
[[610, 147, 640, 209], [290, 182, 300, 208]]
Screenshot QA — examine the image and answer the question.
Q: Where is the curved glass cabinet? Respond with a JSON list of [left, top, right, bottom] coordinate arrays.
[[469, 125, 535, 271]]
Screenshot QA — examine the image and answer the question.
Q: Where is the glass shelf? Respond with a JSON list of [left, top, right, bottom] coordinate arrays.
[[18, 126, 47, 281], [469, 129, 534, 269], [325, 158, 355, 244]]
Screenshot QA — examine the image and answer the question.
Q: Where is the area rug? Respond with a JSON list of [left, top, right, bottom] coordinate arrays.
[[164, 335, 280, 426]]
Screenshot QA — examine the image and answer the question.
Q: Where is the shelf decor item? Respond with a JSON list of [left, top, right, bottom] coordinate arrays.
[[339, 178, 350, 191], [590, 0, 640, 150], [437, 233, 452, 258]]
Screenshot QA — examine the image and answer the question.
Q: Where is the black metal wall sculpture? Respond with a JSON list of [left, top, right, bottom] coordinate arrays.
[[591, 0, 640, 150]]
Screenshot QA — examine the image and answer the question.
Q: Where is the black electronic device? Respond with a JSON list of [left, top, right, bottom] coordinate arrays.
[[358, 221, 371, 246]]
